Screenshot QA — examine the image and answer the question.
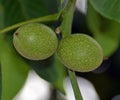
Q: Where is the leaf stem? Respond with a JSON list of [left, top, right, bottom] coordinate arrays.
[[59, 0, 83, 99], [68, 69, 83, 100], [0, 13, 59, 34], [60, 0, 76, 37]]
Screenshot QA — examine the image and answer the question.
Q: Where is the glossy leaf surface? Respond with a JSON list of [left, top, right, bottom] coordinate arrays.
[[90, 0, 120, 23]]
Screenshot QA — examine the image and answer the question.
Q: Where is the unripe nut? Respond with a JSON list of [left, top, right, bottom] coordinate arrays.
[[57, 34, 103, 72], [13, 23, 58, 60]]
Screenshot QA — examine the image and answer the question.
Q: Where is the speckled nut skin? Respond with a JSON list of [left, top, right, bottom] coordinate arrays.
[[13, 23, 58, 60], [57, 34, 103, 72]]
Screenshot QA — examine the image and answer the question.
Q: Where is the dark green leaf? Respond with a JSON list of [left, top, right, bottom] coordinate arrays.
[[52, 54, 66, 94], [18, 0, 57, 18], [0, 0, 25, 27], [87, 2, 120, 57], [27, 53, 66, 94], [0, 4, 3, 29], [27, 57, 58, 82], [90, 0, 120, 23], [0, 0, 57, 27]]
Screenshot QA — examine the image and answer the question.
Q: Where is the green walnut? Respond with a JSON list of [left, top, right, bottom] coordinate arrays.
[[57, 34, 103, 72], [13, 23, 58, 60]]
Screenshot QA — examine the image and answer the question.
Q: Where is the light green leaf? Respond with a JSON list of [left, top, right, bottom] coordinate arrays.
[[61, 0, 64, 4], [90, 0, 120, 23], [86, 2, 101, 34], [0, 0, 65, 99], [0, 62, 1, 100], [60, 0, 64, 9], [87, 2, 120, 57], [95, 34, 119, 57], [0, 35, 30, 100]]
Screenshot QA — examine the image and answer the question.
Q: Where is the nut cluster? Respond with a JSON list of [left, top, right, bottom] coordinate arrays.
[[13, 23, 103, 72]]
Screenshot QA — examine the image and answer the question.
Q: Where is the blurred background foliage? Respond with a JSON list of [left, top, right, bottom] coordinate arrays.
[[0, 0, 120, 100], [73, 1, 120, 100]]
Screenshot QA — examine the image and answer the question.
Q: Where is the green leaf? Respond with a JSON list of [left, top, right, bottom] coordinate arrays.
[[0, 35, 30, 100], [89, 0, 120, 23], [14, 0, 57, 19], [86, 1, 101, 34], [0, 0, 57, 27], [27, 57, 58, 82], [0, 62, 1, 100], [0, 0, 63, 99], [87, 2, 120, 57], [95, 34, 119, 57], [0, 4, 3, 29], [0, 0, 25, 27], [60, 0, 64, 9], [27, 53, 66, 94], [61, 0, 64, 5], [52, 54, 66, 94]]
